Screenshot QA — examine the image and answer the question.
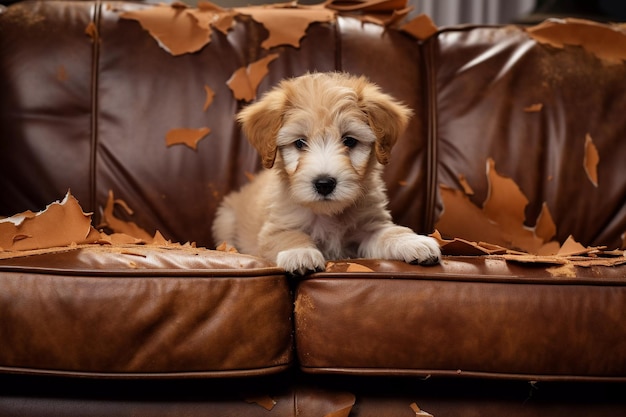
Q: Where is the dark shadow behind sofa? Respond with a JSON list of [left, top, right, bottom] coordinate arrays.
[[1, 1, 625, 416]]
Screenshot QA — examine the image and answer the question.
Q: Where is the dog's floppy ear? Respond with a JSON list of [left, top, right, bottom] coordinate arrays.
[[358, 82, 413, 165], [237, 88, 287, 169]]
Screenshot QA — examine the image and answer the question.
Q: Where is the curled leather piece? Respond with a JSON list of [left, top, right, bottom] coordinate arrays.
[[526, 18, 626, 65], [165, 127, 211, 150], [227, 54, 280, 102], [235, 4, 335, 49], [0, 191, 99, 251]]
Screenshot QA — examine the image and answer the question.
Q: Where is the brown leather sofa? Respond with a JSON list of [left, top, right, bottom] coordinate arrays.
[[1, 1, 625, 416]]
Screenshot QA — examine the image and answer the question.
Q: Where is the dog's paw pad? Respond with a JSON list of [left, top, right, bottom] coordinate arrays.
[[277, 248, 326, 276]]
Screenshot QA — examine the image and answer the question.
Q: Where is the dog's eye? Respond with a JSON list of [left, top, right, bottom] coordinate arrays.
[[342, 136, 358, 149], [294, 138, 307, 150]]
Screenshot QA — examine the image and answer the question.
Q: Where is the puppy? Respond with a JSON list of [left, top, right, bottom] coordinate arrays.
[[212, 72, 441, 275]]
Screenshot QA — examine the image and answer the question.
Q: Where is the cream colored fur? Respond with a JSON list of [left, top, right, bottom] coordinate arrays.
[[212, 72, 441, 275]]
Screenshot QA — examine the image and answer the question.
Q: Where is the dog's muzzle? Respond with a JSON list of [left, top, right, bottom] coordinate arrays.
[[314, 176, 337, 196]]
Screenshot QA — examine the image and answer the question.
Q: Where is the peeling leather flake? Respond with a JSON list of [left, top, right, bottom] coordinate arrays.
[[325, 261, 374, 272], [0, 191, 99, 251], [97, 232, 145, 245], [196, 1, 236, 35], [203, 84, 215, 111], [523, 103, 543, 112], [188, 1, 236, 35], [500, 253, 568, 265], [325, 0, 412, 28], [434, 159, 626, 264], [360, 6, 412, 28], [99, 190, 153, 241], [583, 133, 599, 187], [119, 2, 235, 56], [85, 21, 98, 40], [436, 184, 510, 249], [120, 4, 210, 56], [501, 240, 626, 267], [166, 127, 211, 150], [400, 13, 438, 40], [431, 230, 507, 256], [345, 262, 374, 272], [535, 202, 557, 243], [216, 241, 239, 253], [482, 158, 546, 253], [526, 18, 626, 65], [457, 174, 474, 195], [483, 158, 527, 233], [0, 195, 199, 259], [227, 53, 279, 102], [410, 402, 435, 417], [235, 3, 335, 49], [557, 235, 590, 257], [244, 395, 276, 411]]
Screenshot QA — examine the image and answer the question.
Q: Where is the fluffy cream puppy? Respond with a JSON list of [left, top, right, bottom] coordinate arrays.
[[212, 72, 440, 275]]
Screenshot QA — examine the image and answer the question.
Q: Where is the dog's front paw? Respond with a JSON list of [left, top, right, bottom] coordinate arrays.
[[406, 234, 442, 266], [276, 248, 326, 276], [374, 230, 441, 266]]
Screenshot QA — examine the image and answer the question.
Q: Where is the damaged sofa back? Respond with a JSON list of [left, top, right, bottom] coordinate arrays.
[[433, 23, 626, 252], [1, 1, 626, 253]]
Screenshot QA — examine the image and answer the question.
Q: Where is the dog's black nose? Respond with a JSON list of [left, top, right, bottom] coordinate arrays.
[[314, 177, 336, 196]]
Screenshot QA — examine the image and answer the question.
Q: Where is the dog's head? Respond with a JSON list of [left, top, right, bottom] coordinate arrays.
[[238, 72, 412, 214]]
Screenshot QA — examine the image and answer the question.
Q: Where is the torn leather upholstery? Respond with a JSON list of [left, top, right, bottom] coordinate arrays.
[[1, 1, 626, 416]]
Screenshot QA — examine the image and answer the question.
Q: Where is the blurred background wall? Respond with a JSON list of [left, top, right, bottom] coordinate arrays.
[[408, 0, 534, 25]]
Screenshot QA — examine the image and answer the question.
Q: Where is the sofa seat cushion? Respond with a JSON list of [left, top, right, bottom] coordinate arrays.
[[0, 246, 292, 378], [295, 257, 626, 381]]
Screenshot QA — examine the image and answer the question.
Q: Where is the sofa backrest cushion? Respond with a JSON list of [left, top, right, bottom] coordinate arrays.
[[0, 1, 430, 248], [2, 1, 626, 250], [433, 24, 626, 249]]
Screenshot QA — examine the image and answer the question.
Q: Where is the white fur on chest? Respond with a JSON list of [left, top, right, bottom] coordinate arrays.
[[304, 211, 357, 260]]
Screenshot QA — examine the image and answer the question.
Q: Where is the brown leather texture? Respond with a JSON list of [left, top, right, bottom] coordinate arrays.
[[1, 1, 626, 415], [296, 258, 626, 380], [0, 246, 292, 377], [2, 2, 626, 246], [433, 26, 626, 248], [0, 1, 431, 247]]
